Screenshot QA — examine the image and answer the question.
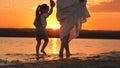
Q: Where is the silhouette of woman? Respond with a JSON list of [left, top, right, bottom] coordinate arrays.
[[56, 0, 90, 58]]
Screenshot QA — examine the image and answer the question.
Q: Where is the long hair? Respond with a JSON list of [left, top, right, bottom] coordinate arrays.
[[36, 5, 41, 22]]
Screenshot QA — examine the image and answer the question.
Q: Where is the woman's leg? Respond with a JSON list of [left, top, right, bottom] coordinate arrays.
[[59, 39, 64, 58], [36, 39, 41, 60], [65, 43, 71, 58], [64, 34, 71, 58], [59, 34, 70, 58]]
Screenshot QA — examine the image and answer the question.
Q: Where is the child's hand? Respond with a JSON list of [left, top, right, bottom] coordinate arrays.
[[50, 0, 55, 7]]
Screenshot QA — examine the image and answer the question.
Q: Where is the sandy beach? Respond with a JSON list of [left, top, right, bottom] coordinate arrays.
[[0, 51, 120, 68], [1, 58, 120, 68]]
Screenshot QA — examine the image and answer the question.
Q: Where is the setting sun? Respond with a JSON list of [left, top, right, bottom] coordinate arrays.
[[50, 24, 60, 30]]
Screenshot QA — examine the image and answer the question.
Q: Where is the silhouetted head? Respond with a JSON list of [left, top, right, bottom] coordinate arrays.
[[40, 4, 49, 13]]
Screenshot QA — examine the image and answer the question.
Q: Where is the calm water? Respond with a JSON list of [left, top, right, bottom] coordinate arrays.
[[0, 37, 120, 61], [0, 37, 120, 54]]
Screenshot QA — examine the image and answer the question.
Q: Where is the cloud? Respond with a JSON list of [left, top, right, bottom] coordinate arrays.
[[0, 5, 22, 11], [88, 0, 120, 12], [0, 0, 41, 11], [88, 0, 112, 6], [0, 5, 36, 11]]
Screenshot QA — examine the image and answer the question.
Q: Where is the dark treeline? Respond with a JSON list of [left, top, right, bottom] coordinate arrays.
[[0, 28, 120, 39], [0, 28, 59, 38]]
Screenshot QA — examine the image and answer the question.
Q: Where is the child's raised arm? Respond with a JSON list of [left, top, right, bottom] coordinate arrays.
[[47, 0, 55, 17]]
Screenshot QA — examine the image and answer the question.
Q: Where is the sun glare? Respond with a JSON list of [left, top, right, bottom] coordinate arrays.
[[51, 38, 58, 54], [51, 24, 60, 30]]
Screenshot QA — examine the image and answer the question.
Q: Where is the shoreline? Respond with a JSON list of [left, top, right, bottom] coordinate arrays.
[[0, 51, 120, 68], [0, 36, 120, 40]]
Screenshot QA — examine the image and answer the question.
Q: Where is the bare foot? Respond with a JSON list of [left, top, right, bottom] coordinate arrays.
[[59, 52, 63, 59], [36, 55, 39, 60], [66, 53, 71, 58], [41, 50, 47, 55]]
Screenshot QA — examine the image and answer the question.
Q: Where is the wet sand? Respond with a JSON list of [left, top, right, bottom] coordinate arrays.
[[0, 51, 120, 68], [0, 58, 120, 68]]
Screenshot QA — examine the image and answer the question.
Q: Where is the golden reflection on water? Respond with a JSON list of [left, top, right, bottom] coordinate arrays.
[[51, 38, 59, 54]]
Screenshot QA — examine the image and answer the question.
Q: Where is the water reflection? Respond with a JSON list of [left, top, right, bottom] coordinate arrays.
[[51, 38, 59, 54]]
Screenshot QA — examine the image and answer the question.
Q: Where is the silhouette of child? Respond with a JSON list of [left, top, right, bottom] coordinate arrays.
[[34, 0, 55, 60]]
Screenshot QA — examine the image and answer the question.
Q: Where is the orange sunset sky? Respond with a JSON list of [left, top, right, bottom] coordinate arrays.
[[0, 0, 120, 31]]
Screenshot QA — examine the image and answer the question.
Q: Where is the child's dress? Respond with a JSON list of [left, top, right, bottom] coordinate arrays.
[[34, 13, 48, 40]]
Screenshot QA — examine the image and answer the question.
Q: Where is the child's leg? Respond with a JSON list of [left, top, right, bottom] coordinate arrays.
[[41, 38, 48, 55], [36, 39, 41, 59]]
